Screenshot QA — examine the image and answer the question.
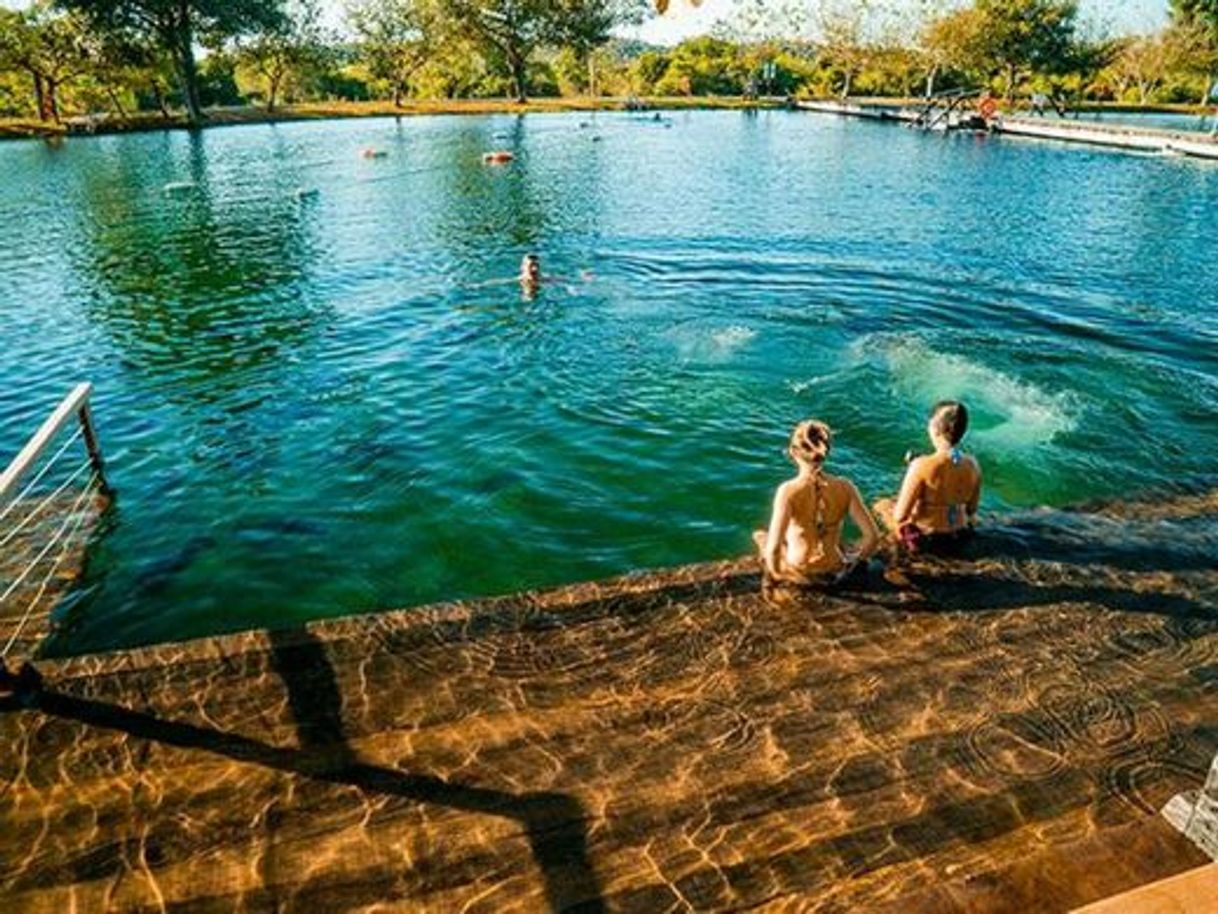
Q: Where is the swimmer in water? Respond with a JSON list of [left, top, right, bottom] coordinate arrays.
[[875, 400, 982, 554], [519, 253, 542, 291], [754, 420, 880, 584]]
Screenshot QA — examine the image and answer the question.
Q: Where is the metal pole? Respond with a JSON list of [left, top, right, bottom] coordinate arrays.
[[77, 401, 109, 493]]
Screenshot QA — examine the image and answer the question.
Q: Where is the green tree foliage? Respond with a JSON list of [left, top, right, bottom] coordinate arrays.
[[432, 0, 561, 102], [1170, 0, 1218, 101], [4, 0, 1216, 121], [925, 0, 1079, 101], [236, 0, 330, 110], [553, 0, 645, 95], [654, 36, 745, 95], [0, 3, 93, 122], [347, 0, 438, 106], [62, 0, 286, 123], [1173, 0, 1218, 32], [431, 0, 633, 102]]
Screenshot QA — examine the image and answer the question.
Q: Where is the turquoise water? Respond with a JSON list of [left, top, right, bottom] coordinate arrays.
[[1077, 110, 1217, 133], [1, 111, 1216, 654]]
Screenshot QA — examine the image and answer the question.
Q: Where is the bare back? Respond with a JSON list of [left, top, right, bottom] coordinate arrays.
[[903, 452, 981, 533], [779, 474, 854, 574]]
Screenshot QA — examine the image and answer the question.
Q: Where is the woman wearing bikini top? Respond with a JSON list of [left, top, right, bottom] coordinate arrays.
[[755, 420, 880, 584], [876, 400, 982, 553]]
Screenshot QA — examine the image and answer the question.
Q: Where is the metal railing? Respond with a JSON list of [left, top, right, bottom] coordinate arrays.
[[0, 383, 108, 670]]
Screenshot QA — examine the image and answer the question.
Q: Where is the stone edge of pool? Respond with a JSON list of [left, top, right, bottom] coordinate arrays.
[[33, 556, 759, 680]]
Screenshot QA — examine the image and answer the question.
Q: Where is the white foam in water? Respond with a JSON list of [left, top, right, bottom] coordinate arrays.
[[862, 334, 1080, 449], [669, 324, 758, 362]]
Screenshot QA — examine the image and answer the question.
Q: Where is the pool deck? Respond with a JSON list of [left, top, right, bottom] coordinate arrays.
[[2, 493, 1216, 912], [797, 99, 1218, 159]]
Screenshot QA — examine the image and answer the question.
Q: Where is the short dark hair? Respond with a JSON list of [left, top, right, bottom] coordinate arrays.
[[930, 400, 969, 445]]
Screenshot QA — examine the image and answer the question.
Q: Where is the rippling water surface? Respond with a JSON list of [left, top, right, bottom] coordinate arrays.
[[1, 111, 1216, 653]]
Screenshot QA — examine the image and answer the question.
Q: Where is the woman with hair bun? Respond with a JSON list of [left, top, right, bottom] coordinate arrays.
[[876, 400, 983, 554], [754, 419, 880, 584]]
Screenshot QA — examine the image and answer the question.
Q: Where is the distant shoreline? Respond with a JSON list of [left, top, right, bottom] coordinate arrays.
[[0, 96, 782, 142], [3, 96, 1213, 143]]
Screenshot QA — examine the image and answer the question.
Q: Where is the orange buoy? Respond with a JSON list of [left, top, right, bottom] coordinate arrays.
[[483, 150, 514, 165]]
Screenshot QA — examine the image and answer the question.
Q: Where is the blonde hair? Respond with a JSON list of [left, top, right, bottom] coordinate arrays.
[[789, 419, 832, 469]]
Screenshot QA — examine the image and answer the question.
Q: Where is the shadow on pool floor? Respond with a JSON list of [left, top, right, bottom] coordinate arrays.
[[1, 490, 1216, 912]]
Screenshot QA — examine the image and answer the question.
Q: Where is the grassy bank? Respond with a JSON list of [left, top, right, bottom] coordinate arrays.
[[4, 96, 1212, 142], [0, 96, 783, 142]]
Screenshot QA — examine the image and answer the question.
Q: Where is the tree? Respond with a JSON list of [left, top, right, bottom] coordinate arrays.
[[924, 0, 1079, 101], [433, 0, 563, 102], [237, 0, 329, 110], [63, 0, 285, 124], [817, 0, 875, 98], [347, 0, 437, 106], [554, 0, 646, 96], [1173, 0, 1218, 32], [0, 3, 93, 123], [1171, 0, 1218, 102]]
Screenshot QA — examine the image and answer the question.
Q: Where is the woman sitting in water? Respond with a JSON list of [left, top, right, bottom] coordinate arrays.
[[754, 420, 880, 584], [876, 400, 982, 553]]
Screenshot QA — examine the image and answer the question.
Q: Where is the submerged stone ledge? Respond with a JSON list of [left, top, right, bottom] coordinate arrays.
[[1, 495, 1217, 913]]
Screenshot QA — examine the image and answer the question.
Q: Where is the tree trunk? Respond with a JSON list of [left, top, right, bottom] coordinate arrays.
[[45, 78, 60, 124], [925, 65, 937, 99], [32, 72, 47, 122], [587, 55, 596, 97], [267, 72, 280, 112], [840, 69, 853, 99], [507, 49, 527, 104], [1004, 64, 1017, 103], [151, 80, 171, 119], [392, 80, 403, 107], [106, 85, 128, 118], [174, 21, 204, 125]]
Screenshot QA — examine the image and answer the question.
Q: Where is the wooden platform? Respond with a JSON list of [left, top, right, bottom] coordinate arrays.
[[1072, 864, 1218, 913], [1, 494, 1216, 912], [796, 99, 1218, 159]]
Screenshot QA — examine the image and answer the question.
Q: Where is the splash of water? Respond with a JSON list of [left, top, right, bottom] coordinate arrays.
[[859, 333, 1081, 450]]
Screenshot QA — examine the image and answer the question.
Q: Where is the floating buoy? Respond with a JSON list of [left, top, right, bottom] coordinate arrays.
[[361, 147, 387, 159], [483, 150, 514, 165]]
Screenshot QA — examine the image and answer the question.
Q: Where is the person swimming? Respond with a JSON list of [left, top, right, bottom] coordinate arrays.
[[875, 400, 982, 553], [754, 420, 880, 584], [519, 253, 542, 291]]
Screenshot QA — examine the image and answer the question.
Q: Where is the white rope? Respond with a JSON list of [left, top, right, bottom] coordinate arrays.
[[0, 457, 93, 550], [0, 472, 99, 638], [0, 475, 98, 653], [0, 480, 98, 656], [0, 425, 84, 524]]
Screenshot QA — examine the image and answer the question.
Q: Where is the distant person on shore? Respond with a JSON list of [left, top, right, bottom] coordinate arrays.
[[754, 420, 880, 585], [978, 91, 998, 124], [1030, 92, 1049, 117], [875, 401, 982, 554]]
